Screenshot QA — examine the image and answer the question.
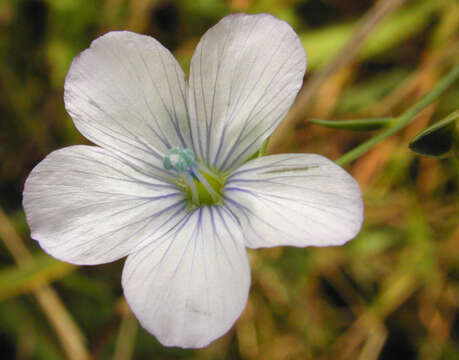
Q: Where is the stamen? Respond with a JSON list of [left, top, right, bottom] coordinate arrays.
[[163, 146, 224, 207], [196, 162, 224, 184], [192, 167, 220, 203], [184, 172, 199, 205]]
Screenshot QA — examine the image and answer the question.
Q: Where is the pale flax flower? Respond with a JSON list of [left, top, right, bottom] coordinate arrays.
[[23, 14, 364, 348]]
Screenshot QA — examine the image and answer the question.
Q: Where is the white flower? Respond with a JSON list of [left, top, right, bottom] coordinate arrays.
[[23, 14, 363, 348]]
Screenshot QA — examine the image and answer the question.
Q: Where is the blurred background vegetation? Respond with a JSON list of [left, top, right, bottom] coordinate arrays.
[[0, 0, 458, 359]]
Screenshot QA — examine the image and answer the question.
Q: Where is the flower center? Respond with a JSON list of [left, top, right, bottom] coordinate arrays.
[[163, 147, 225, 209]]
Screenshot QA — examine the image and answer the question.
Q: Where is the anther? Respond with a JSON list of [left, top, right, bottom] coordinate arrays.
[[163, 147, 196, 173]]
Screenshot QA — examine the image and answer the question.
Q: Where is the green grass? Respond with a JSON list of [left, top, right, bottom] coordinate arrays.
[[0, 0, 458, 359]]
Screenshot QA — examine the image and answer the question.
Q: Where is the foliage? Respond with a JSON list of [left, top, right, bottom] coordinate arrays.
[[0, 0, 458, 359]]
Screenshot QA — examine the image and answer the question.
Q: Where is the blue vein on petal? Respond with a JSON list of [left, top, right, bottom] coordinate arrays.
[[221, 56, 305, 171], [218, 26, 290, 170], [217, 28, 294, 170], [212, 16, 261, 167], [47, 200, 186, 254], [102, 38, 172, 148]]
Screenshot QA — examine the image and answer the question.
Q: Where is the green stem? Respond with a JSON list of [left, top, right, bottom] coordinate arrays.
[[336, 64, 459, 166]]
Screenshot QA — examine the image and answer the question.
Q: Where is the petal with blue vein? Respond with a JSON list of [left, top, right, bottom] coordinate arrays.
[[122, 206, 250, 348], [64, 31, 191, 171], [224, 154, 364, 248], [188, 14, 306, 171], [23, 145, 186, 265]]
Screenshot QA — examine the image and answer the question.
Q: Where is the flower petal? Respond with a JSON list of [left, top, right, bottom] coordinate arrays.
[[23, 145, 187, 265], [188, 14, 306, 171], [122, 206, 250, 348], [64, 31, 191, 171], [224, 154, 364, 248]]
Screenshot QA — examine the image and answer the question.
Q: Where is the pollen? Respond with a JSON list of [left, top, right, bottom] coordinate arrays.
[[163, 147, 196, 173]]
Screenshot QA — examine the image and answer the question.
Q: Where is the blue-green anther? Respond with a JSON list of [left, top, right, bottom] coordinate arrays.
[[163, 147, 196, 172]]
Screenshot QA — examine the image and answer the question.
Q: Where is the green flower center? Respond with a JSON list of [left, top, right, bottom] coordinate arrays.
[[163, 147, 225, 209], [184, 169, 224, 208]]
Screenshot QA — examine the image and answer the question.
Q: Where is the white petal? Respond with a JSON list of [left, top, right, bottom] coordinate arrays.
[[188, 14, 306, 171], [122, 206, 250, 348], [23, 146, 187, 265], [64, 31, 191, 170], [224, 154, 364, 248]]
